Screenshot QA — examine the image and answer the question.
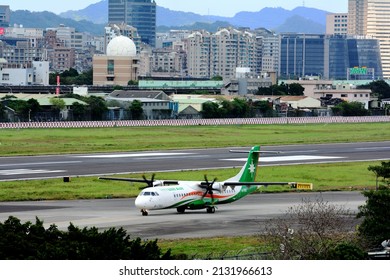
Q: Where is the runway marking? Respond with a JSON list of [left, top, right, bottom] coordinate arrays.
[[0, 161, 81, 168], [222, 155, 344, 162], [0, 169, 66, 176], [75, 152, 194, 158], [356, 147, 390, 151]]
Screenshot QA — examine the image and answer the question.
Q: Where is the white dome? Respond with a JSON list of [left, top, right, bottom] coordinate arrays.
[[106, 36, 137, 56]]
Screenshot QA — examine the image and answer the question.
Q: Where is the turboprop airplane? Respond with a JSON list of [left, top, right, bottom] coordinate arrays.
[[99, 145, 312, 216]]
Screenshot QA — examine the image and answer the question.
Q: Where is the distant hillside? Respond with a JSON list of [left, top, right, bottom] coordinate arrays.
[[59, 1, 327, 33], [10, 10, 105, 36], [60, 0, 108, 25], [9, 2, 327, 35], [157, 21, 233, 33], [275, 15, 326, 33]]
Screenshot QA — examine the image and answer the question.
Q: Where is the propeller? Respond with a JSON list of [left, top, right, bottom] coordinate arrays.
[[139, 174, 156, 189], [200, 175, 219, 203]]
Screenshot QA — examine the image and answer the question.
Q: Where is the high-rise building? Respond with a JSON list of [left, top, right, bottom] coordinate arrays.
[[108, 0, 156, 48], [348, 0, 390, 78], [186, 28, 260, 80], [326, 13, 348, 35], [279, 33, 382, 80], [0, 5, 10, 28]]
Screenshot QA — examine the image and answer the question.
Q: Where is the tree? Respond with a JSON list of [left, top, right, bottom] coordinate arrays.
[[26, 98, 41, 121], [288, 83, 305, 96], [331, 101, 369, 116], [359, 80, 390, 100], [250, 100, 274, 117], [82, 96, 107, 121], [50, 97, 66, 120], [357, 187, 390, 247], [0, 216, 173, 260], [262, 198, 359, 260], [231, 98, 250, 118], [129, 100, 144, 120], [0, 102, 5, 121], [201, 101, 220, 118], [71, 102, 88, 121], [368, 161, 390, 190], [211, 75, 223, 81], [5, 99, 30, 121]]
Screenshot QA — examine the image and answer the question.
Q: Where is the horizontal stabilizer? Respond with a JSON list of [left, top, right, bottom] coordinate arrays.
[[224, 181, 313, 189], [229, 149, 281, 154], [224, 181, 295, 186]]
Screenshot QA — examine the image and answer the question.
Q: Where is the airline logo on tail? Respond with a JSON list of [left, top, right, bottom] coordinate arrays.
[[238, 146, 260, 183]]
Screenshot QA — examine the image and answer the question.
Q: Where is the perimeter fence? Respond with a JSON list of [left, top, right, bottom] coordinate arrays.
[[1, 116, 389, 129]]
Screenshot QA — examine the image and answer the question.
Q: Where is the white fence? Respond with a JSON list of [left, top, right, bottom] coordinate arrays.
[[1, 116, 389, 129]]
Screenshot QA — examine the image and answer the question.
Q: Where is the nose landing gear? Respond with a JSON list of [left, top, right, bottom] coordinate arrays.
[[141, 209, 149, 216]]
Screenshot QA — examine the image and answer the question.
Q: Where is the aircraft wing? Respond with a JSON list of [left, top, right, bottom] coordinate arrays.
[[99, 177, 179, 185], [99, 177, 147, 183]]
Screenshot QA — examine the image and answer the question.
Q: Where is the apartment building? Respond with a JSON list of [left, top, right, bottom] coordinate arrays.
[[326, 13, 348, 35], [0, 5, 10, 28], [186, 28, 260, 80], [348, 0, 390, 78], [104, 23, 141, 53]]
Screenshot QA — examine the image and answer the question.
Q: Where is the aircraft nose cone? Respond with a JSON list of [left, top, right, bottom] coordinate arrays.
[[135, 196, 146, 209]]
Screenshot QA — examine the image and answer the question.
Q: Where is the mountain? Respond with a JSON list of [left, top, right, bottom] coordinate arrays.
[[60, 0, 108, 24], [58, 1, 327, 33], [9, 2, 327, 34], [10, 10, 105, 35], [274, 15, 326, 33]]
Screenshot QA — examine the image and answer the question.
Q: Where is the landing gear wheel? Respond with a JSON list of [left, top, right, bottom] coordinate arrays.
[[206, 206, 215, 214], [141, 209, 149, 216], [177, 206, 186, 214]]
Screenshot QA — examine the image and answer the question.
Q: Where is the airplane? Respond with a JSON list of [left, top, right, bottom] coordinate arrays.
[[99, 145, 312, 216]]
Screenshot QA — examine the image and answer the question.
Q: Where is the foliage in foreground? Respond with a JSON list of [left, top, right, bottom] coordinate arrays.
[[261, 198, 366, 260], [357, 187, 390, 247], [358, 162, 390, 247], [0, 216, 172, 260]]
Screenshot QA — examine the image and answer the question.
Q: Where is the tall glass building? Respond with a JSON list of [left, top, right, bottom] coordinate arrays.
[[0, 5, 10, 27], [279, 33, 382, 80], [108, 0, 156, 48]]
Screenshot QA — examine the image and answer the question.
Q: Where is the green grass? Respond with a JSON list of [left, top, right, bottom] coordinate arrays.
[[158, 236, 262, 259], [0, 161, 379, 201], [1, 122, 388, 257], [1, 122, 390, 156]]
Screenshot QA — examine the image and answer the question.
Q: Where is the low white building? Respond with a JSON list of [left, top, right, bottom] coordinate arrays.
[[0, 61, 49, 85]]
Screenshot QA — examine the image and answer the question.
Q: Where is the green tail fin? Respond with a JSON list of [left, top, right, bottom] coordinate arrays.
[[228, 145, 260, 182]]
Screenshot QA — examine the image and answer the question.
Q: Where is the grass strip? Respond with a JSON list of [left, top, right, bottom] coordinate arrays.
[[1, 123, 390, 156]]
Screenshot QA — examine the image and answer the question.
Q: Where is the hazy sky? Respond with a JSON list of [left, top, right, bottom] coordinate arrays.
[[1, 0, 348, 16]]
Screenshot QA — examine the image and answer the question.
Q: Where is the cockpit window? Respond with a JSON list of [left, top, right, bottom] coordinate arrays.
[[141, 191, 159, 196]]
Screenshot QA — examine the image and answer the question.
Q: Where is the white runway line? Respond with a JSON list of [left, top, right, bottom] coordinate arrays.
[[0, 169, 66, 176], [222, 155, 344, 162], [75, 152, 194, 158]]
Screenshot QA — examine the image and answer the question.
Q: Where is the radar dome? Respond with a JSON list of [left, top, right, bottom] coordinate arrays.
[[106, 36, 137, 56]]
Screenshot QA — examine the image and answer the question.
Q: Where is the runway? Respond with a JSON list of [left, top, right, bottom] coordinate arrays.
[[0, 191, 365, 239], [0, 142, 386, 239], [1, 141, 390, 181]]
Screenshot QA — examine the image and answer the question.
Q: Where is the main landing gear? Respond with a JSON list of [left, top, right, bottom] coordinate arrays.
[[176, 206, 216, 214], [141, 209, 149, 216]]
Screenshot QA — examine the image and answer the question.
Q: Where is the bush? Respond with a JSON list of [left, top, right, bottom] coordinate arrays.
[[357, 187, 390, 247], [0, 216, 172, 260], [262, 197, 360, 260]]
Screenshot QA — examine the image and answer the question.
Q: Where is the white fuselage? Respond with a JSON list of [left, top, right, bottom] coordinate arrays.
[[134, 181, 243, 211]]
